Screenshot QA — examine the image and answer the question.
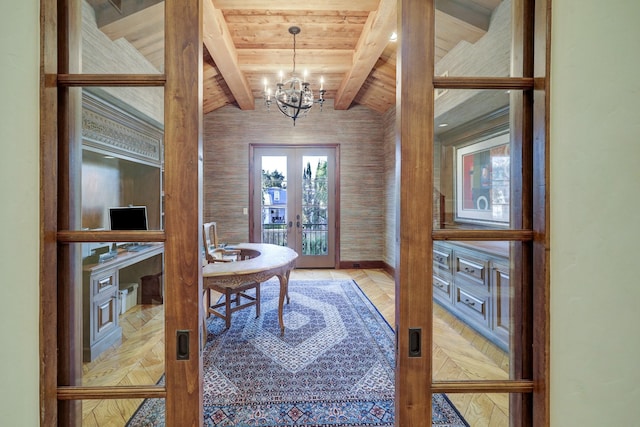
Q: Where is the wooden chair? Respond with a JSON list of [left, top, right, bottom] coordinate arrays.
[[202, 222, 260, 330]]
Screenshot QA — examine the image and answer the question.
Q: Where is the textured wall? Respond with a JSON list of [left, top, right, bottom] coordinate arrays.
[[203, 99, 386, 263]]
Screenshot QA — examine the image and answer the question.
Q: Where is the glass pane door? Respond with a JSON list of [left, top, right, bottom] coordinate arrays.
[[300, 154, 329, 258], [254, 146, 336, 268]]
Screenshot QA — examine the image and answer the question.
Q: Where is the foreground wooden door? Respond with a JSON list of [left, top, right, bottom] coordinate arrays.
[[40, 0, 203, 425], [396, 0, 549, 425], [251, 145, 338, 268]]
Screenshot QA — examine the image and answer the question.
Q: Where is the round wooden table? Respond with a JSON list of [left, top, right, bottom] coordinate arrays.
[[202, 243, 298, 334]]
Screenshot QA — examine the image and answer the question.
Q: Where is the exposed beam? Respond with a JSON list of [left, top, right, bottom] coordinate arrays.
[[334, 0, 396, 110], [203, 0, 255, 110], [202, 61, 235, 114], [99, 2, 164, 41], [86, 0, 163, 28], [237, 49, 353, 74], [435, 0, 492, 32], [211, 0, 380, 12]]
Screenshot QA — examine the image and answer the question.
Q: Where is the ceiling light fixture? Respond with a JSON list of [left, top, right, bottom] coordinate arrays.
[[264, 26, 325, 125]]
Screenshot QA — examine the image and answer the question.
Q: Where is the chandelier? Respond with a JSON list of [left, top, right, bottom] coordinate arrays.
[[264, 26, 326, 125]]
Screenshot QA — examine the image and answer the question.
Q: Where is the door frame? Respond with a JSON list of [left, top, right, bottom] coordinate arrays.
[[249, 144, 341, 269]]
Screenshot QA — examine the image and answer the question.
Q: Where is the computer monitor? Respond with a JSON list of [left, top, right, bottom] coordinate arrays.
[[109, 206, 148, 231]]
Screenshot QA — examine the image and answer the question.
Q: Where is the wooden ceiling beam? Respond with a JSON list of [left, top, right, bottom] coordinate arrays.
[[203, 0, 255, 110], [333, 0, 396, 110], [99, 2, 164, 41], [435, 0, 492, 32], [87, 0, 163, 28], [211, 0, 380, 12]]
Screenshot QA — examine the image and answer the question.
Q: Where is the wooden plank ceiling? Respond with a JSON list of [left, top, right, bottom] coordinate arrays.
[[88, 0, 501, 115]]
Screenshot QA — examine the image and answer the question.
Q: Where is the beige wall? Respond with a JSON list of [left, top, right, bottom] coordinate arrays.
[[203, 99, 386, 263], [2, 1, 640, 426], [0, 1, 40, 426], [549, 1, 640, 425]]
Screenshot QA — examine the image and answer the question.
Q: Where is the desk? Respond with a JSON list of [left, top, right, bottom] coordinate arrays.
[[82, 243, 164, 361], [202, 243, 298, 334]]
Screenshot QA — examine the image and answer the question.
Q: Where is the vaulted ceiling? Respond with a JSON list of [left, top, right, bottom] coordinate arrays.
[[87, 0, 501, 115]]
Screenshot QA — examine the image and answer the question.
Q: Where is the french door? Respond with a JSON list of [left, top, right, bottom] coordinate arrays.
[[396, 0, 549, 425], [251, 145, 338, 268], [40, 0, 203, 425]]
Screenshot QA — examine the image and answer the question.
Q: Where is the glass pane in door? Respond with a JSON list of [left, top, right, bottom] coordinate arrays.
[[81, 0, 165, 76], [260, 156, 288, 246], [74, 397, 165, 426], [300, 155, 329, 256], [432, 240, 512, 381], [433, 89, 515, 231], [434, 0, 513, 77]]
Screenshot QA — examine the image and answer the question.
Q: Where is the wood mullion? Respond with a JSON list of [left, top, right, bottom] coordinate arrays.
[[57, 385, 166, 400], [56, 0, 84, 425], [432, 380, 534, 394], [432, 229, 533, 241], [57, 73, 166, 86], [532, 0, 552, 425], [433, 76, 534, 90], [56, 230, 166, 243], [40, 0, 59, 424], [509, 1, 536, 426]]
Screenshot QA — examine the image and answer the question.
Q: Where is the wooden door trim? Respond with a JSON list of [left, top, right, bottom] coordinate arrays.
[[396, 1, 435, 424], [40, 0, 60, 423], [163, 0, 204, 425]]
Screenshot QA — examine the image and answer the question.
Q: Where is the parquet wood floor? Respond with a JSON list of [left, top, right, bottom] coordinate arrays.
[[81, 269, 509, 426]]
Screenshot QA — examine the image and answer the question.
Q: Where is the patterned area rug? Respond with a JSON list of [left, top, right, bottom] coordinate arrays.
[[127, 279, 469, 426]]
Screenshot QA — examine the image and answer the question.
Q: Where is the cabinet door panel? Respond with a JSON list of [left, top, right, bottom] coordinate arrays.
[[95, 297, 117, 340], [492, 263, 511, 348]]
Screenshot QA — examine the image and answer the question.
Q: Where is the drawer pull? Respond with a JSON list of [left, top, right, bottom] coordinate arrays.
[[464, 267, 475, 274], [463, 298, 476, 307], [98, 276, 113, 291], [435, 282, 444, 289]]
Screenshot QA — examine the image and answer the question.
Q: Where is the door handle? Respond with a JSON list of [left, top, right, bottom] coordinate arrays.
[[288, 221, 293, 228]]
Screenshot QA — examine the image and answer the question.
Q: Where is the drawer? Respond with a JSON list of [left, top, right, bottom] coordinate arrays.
[[433, 245, 452, 274], [454, 252, 488, 288], [455, 286, 489, 326], [91, 270, 118, 297], [432, 274, 452, 301]]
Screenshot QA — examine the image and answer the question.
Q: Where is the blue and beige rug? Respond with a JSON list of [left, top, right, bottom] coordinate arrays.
[[127, 279, 468, 426]]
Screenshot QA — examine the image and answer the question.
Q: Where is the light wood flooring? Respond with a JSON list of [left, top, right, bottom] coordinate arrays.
[[81, 269, 509, 426]]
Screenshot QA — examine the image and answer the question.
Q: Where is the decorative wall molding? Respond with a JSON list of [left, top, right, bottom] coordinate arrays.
[[82, 91, 163, 165]]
